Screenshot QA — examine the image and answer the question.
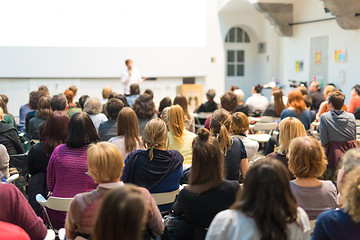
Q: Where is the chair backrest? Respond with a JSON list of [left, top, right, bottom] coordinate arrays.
[[258, 116, 279, 123], [151, 188, 180, 206], [36, 194, 73, 211], [252, 122, 278, 131]]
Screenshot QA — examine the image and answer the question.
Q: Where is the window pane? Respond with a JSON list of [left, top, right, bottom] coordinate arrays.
[[237, 28, 243, 42], [237, 64, 244, 76], [244, 32, 250, 42], [237, 50, 244, 62], [229, 28, 235, 42], [227, 64, 235, 76], [227, 50, 235, 62]]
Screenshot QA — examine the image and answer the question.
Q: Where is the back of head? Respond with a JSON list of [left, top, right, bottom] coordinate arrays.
[[173, 96, 189, 117], [206, 89, 216, 100], [287, 89, 306, 115], [144, 89, 154, 100], [273, 88, 285, 116], [220, 91, 238, 112], [232, 157, 297, 240], [309, 81, 320, 93], [353, 84, 360, 96], [132, 94, 156, 119], [231, 112, 249, 135], [297, 86, 308, 96], [130, 84, 140, 96], [50, 94, 68, 111], [84, 98, 102, 115], [158, 97, 172, 114], [108, 92, 118, 100], [106, 98, 124, 120], [142, 119, 168, 160], [68, 85, 77, 96], [233, 89, 245, 103], [168, 105, 185, 140], [114, 94, 129, 107], [30, 91, 47, 110], [87, 142, 124, 183], [0, 107, 3, 120], [93, 184, 146, 240], [254, 84, 263, 94], [328, 90, 345, 110], [211, 109, 232, 153], [324, 85, 335, 98], [36, 96, 51, 119], [288, 136, 327, 178], [102, 86, 113, 99], [117, 107, 140, 153], [41, 112, 69, 156], [63, 89, 74, 104], [0, 99, 7, 114], [343, 166, 360, 223], [66, 112, 100, 148], [38, 85, 49, 95], [161, 106, 171, 125], [0, 94, 8, 104], [189, 128, 224, 193], [278, 117, 307, 154], [78, 95, 90, 109]]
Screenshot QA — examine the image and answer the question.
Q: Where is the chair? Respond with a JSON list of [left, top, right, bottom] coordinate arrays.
[[194, 112, 212, 130], [36, 194, 73, 231], [9, 153, 28, 195], [151, 188, 180, 215], [251, 122, 278, 132]]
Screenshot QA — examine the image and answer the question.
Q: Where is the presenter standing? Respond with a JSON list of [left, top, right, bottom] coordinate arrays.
[[121, 59, 146, 96]]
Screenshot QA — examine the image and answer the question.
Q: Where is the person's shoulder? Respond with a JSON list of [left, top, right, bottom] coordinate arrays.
[[316, 208, 342, 224], [221, 179, 240, 191], [0, 182, 21, 195]]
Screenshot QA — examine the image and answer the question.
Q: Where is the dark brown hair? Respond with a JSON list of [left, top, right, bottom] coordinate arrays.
[[106, 98, 124, 120], [36, 96, 51, 120], [328, 90, 345, 110], [30, 91, 47, 110], [117, 107, 141, 153], [66, 112, 100, 148], [273, 88, 286, 116], [130, 84, 140, 95], [232, 158, 298, 240], [189, 128, 224, 194], [92, 184, 147, 240], [41, 112, 69, 157], [158, 97, 172, 115], [220, 91, 238, 112], [173, 95, 190, 119], [231, 112, 249, 135], [132, 94, 157, 120]]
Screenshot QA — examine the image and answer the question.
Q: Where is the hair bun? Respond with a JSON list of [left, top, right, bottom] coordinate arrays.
[[198, 128, 210, 141]]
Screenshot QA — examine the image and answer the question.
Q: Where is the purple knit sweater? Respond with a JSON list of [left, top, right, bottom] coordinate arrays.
[[46, 144, 98, 229]]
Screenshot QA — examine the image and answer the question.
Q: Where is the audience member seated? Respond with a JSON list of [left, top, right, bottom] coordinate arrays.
[[231, 112, 259, 163], [211, 109, 248, 181], [206, 158, 310, 240], [262, 87, 285, 117], [84, 98, 108, 131], [67, 96, 85, 118], [109, 107, 142, 159], [0, 221, 31, 240], [0, 98, 16, 127], [288, 136, 338, 220], [309, 81, 324, 112], [319, 90, 358, 179], [144, 89, 154, 100], [46, 112, 99, 229], [174, 96, 195, 133], [267, 117, 307, 174], [27, 112, 69, 217], [168, 105, 197, 166], [64, 89, 77, 108], [25, 90, 47, 132], [19, 91, 36, 132], [126, 83, 140, 107], [65, 142, 163, 239], [50, 93, 68, 112], [170, 128, 240, 240], [347, 84, 360, 113], [204, 91, 238, 130], [132, 94, 157, 136], [92, 184, 161, 240], [233, 89, 249, 116], [27, 96, 51, 140], [312, 166, 360, 240], [0, 107, 25, 155], [281, 89, 311, 130], [316, 85, 335, 119], [158, 97, 172, 118], [98, 98, 124, 141], [317, 88, 347, 118], [245, 84, 269, 116], [122, 119, 183, 213], [101, 86, 112, 104], [0, 144, 9, 179], [195, 89, 218, 113], [0, 183, 47, 240], [353, 107, 360, 119]]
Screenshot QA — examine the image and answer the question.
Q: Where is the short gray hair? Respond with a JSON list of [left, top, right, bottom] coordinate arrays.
[[84, 98, 102, 115], [206, 89, 216, 100], [234, 89, 245, 103]]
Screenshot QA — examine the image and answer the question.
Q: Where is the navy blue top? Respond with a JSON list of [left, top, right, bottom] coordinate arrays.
[[312, 208, 360, 240], [225, 137, 247, 181], [280, 108, 311, 130]]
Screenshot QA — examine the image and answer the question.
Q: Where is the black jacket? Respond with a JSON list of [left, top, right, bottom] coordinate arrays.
[[0, 121, 25, 155]]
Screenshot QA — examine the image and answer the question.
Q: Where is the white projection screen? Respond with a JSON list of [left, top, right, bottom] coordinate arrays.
[[0, 0, 206, 78]]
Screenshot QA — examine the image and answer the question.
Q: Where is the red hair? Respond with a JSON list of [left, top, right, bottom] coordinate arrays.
[[287, 89, 306, 116]]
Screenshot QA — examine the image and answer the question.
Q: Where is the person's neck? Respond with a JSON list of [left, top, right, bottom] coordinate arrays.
[[293, 178, 321, 187]]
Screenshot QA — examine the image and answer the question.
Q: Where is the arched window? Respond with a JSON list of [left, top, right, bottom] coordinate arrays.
[[225, 27, 250, 43]]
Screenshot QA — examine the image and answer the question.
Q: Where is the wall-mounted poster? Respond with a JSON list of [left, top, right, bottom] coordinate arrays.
[[335, 49, 346, 63], [295, 61, 304, 72], [315, 51, 321, 64]]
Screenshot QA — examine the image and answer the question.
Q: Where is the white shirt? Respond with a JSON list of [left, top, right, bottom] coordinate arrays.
[[245, 93, 269, 115], [206, 208, 310, 240], [121, 67, 144, 95]]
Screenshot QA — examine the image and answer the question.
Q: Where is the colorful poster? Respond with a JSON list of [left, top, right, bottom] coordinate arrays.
[[295, 61, 304, 72], [315, 51, 321, 64], [335, 49, 345, 63]]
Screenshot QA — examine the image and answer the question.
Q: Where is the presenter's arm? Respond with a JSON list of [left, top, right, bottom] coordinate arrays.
[[121, 71, 131, 85]]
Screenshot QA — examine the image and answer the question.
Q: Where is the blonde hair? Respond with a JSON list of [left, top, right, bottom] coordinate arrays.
[[343, 167, 360, 222], [168, 105, 185, 141], [288, 136, 327, 178], [324, 85, 335, 98], [117, 107, 141, 153], [278, 117, 307, 154], [87, 142, 124, 183], [0, 107, 3, 121], [231, 112, 249, 135], [211, 109, 232, 154], [142, 119, 168, 160]]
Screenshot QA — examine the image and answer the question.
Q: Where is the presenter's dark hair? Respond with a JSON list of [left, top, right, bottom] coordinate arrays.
[[66, 112, 100, 148]]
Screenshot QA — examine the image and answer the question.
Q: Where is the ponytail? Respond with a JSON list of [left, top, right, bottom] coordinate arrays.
[[211, 109, 233, 155]]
